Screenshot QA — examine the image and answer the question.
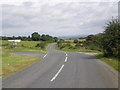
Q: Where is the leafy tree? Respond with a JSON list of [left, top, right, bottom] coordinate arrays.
[[18, 36, 22, 39], [100, 18, 120, 56], [57, 39, 64, 45], [75, 43, 82, 48], [41, 34, 46, 41], [57, 39, 64, 48], [86, 35, 95, 42], [54, 37, 58, 42], [27, 35, 32, 41], [31, 32, 40, 41], [40, 34, 54, 42], [84, 18, 120, 57], [12, 36, 15, 39], [74, 39, 79, 43], [35, 42, 47, 49]]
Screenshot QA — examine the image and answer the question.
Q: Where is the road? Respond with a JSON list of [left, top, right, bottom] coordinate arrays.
[[2, 43, 118, 88]]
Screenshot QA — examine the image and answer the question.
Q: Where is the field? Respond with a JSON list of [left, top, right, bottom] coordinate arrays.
[[56, 44, 99, 53], [64, 39, 86, 42], [1, 40, 48, 52], [1, 48, 40, 76], [57, 38, 99, 53], [0, 40, 49, 76]]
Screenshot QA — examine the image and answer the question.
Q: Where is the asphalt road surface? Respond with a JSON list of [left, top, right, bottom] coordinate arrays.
[[2, 43, 118, 88]]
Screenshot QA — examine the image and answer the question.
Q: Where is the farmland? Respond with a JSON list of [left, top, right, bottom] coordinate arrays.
[[1, 48, 40, 76], [56, 40, 99, 53], [0, 40, 49, 76], [1, 40, 49, 52]]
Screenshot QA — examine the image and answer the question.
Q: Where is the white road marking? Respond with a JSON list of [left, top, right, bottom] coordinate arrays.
[[85, 53, 97, 55], [66, 54, 67, 57], [78, 52, 83, 53], [43, 53, 48, 59], [51, 64, 64, 82], [50, 52, 68, 82], [65, 52, 67, 57], [64, 57, 68, 62], [78, 52, 97, 55]]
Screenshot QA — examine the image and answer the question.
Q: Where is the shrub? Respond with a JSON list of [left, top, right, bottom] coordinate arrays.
[[36, 42, 47, 49], [74, 39, 79, 43], [75, 43, 82, 48]]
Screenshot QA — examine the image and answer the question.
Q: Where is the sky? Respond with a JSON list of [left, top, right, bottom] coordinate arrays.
[[0, 0, 119, 37]]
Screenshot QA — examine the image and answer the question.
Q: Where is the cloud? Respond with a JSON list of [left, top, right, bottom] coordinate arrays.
[[1, 1, 118, 37]]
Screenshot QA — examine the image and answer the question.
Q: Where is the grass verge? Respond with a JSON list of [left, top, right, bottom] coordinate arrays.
[[1, 49, 40, 76], [95, 54, 119, 72], [4, 47, 47, 53]]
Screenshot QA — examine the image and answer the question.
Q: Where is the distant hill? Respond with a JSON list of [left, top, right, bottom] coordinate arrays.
[[58, 35, 87, 39]]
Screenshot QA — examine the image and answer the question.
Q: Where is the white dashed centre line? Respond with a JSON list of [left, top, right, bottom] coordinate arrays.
[[51, 64, 64, 82], [65, 52, 67, 57], [65, 57, 68, 62], [43, 53, 48, 59], [50, 52, 68, 82]]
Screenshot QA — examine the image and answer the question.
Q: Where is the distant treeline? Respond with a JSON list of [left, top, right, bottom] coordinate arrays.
[[1, 32, 58, 42], [1, 36, 31, 41]]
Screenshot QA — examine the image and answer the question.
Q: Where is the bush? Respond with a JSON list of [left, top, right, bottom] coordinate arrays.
[[100, 18, 119, 57], [21, 44, 24, 47], [83, 18, 119, 57], [74, 39, 79, 43], [75, 43, 82, 48], [36, 42, 47, 49]]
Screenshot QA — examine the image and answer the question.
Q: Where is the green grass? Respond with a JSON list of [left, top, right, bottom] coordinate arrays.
[[1, 40, 48, 52], [55, 45, 100, 53], [1, 40, 40, 47], [95, 54, 119, 72], [61, 42, 76, 47], [4, 47, 46, 52], [1, 49, 40, 76], [64, 39, 86, 42], [0, 40, 50, 76]]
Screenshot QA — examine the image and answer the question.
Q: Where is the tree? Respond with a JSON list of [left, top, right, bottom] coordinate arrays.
[[12, 36, 15, 39], [100, 18, 120, 56], [27, 35, 32, 41], [41, 34, 46, 41], [84, 18, 120, 57], [28, 35, 31, 38], [31, 32, 40, 41], [57, 39, 64, 48], [75, 43, 82, 48], [35, 42, 47, 49], [74, 39, 79, 43], [58, 39, 64, 43], [86, 35, 95, 42], [54, 37, 58, 42], [40, 34, 54, 42]]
